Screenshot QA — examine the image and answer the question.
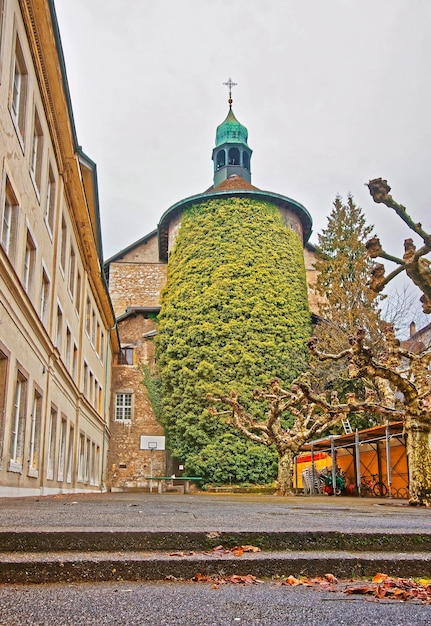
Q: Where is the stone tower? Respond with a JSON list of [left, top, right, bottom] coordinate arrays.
[[106, 83, 318, 491]]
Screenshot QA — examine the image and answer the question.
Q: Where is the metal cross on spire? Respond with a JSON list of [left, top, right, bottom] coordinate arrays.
[[223, 77, 237, 107]]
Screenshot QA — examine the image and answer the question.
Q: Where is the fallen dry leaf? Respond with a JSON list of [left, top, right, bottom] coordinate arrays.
[[372, 572, 389, 583]]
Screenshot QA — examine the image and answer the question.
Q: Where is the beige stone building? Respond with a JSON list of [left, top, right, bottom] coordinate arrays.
[[0, 0, 118, 496]]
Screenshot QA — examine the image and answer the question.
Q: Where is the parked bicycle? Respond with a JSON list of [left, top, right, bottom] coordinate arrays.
[[360, 473, 388, 497]]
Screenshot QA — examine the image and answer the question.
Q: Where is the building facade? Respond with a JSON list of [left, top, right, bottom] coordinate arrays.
[[0, 0, 118, 496], [105, 98, 318, 491]]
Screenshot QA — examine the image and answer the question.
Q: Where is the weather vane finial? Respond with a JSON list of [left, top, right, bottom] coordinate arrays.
[[223, 77, 237, 108]]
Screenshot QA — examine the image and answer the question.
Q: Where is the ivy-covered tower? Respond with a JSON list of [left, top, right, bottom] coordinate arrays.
[[154, 81, 314, 486]]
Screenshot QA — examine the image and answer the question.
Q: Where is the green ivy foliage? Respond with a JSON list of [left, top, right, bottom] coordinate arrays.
[[156, 196, 311, 484], [140, 365, 163, 422]]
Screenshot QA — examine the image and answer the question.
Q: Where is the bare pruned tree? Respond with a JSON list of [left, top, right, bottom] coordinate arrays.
[[299, 325, 431, 506], [208, 379, 346, 496], [366, 178, 431, 314]]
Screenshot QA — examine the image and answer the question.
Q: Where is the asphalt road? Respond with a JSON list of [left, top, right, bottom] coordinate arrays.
[[0, 492, 429, 534], [0, 580, 429, 625]]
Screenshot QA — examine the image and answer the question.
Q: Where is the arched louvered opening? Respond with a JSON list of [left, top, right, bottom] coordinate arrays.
[[228, 147, 240, 166]]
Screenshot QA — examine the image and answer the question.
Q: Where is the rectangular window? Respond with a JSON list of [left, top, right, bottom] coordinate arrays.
[[1, 179, 19, 264], [90, 442, 96, 485], [85, 297, 91, 336], [68, 246, 75, 297], [72, 343, 78, 382], [23, 229, 36, 295], [57, 417, 67, 482], [30, 109, 43, 192], [89, 371, 94, 405], [39, 268, 50, 325], [118, 347, 134, 365], [10, 37, 28, 142], [66, 425, 74, 483], [115, 393, 132, 421], [77, 432, 85, 482], [65, 326, 72, 370], [44, 165, 56, 234], [93, 377, 98, 409], [56, 304, 63, 351], [46, 407, 57, 480], [91, 310, 96, 345], [95, 321, 101, 356], [83, 361, 89, 396], [85, 437, 91, 483], [97, 385, 103, 414], [100, 332, 105, 363], [28, 389, 42, 477], [75, 270, 81, 314], [0, 349, 9, 464], [60, 216, 67, 273], [95, 446, 101, 487], [9, 372, 27, 471]]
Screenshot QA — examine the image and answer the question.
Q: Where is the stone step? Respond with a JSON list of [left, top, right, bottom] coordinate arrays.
[[0, 549, 431, 584], [1, 530, 430, 553]]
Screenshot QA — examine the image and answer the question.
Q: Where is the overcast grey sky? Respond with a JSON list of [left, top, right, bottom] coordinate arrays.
[[54, 0, 430, 311]]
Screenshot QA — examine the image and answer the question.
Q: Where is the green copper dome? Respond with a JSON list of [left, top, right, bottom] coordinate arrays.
[[215, 107, 249, 146]]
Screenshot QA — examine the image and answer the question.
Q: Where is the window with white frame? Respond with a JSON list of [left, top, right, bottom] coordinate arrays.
[[75, 270, 82, 314], [57, 417, 67, 482], [39, 267, 50, 325], [0, 349, 9, 464], [1, 179, 19, 264], [44, 165, 56, 235], [115, 393, 133, 421], [66, 425, 74, 483], [46, 406, 57, 480], [90, 441, 96, 485], [10, 36, 28, 142], [60, 215, 67, 273], [9, 371, 27, 471], [30, 109, 43, 193], [56, 304, 63, 351], [72, 343, 78, 382], [77, 432, 85, 482], [85, 297, 91, 335], [65, 326, 72, 371], [100, 331, 105, 363], [95, 446, 100, 486], [83, 361, 89, 396], [85, 437, 91, 483], [28, 389, 42, 477], [68, 245, 75, 297], [23, 229, 36, 296]]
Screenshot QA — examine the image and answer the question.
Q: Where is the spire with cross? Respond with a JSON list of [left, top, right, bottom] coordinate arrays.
[[223, 77, 237, 108]]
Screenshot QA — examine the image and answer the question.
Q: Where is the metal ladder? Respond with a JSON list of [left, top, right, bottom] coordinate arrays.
[[341, 418, 353, 434]]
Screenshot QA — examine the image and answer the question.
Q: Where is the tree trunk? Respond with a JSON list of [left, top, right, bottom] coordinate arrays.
[[276, 448, 296, 496], [405, 416, 431, 506]]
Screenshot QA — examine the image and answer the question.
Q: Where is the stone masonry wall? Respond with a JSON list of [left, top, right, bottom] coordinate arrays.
[[107, 315, 165, 491], [109, 263, 167, 317]]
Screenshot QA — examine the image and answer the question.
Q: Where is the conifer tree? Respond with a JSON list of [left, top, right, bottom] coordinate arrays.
[[312, 195, 384, 429], [314, 194, 382, 345]]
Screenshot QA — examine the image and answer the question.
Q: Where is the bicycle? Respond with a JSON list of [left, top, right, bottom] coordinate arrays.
[[360, 474, 388, 497]]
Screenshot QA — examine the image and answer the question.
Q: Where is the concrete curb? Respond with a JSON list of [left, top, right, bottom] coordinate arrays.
[[1, 530, 431, 553], [1, 550, 431, 584]]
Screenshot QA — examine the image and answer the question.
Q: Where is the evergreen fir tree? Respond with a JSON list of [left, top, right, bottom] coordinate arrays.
[[312, 195, 384, 430], [314, 194, 382, 342]]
